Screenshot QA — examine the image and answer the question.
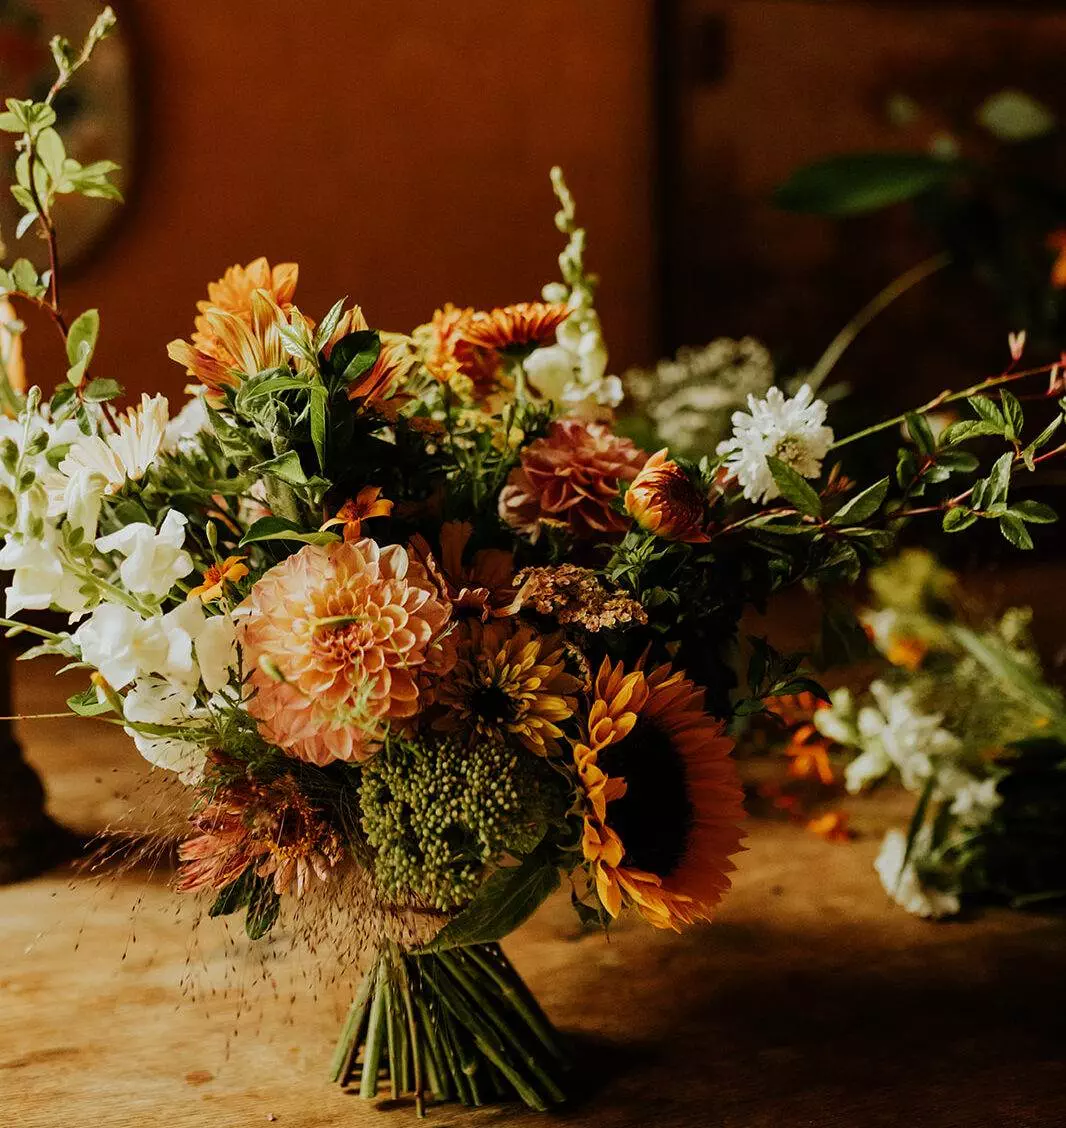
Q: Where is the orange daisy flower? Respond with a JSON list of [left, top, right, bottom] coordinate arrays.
[[458, 301, 570, 353], [192, 257, 298, 359], [187, 555, 250, 603], [574, 658, 745, 930], [424, 303, 500, 398], [625, 449, 710, 543]]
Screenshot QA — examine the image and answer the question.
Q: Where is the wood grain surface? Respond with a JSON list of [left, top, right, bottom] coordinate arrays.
[[2, 658, 1064, 1128]]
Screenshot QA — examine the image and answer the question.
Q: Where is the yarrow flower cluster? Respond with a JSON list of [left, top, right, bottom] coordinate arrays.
[[2, 25, 1062, 1105]]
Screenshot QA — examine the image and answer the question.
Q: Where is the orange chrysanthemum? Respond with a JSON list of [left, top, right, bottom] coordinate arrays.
[[625, 448, 710, 543], [459, 301, 570, 353], [574, 657, 745, 930], [238, 539, 455, 766], [192, 257, 299, 359], [187, 555, 250, 603], [499, 419, 648, 542], [424, 303, 500, 398], [434, 620, 582, 756]]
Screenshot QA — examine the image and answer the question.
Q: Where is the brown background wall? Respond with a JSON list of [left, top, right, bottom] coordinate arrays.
[[23, 0, 656, 403]]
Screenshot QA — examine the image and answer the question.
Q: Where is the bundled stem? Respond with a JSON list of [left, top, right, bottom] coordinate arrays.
[[332, 941, 568, 1115]]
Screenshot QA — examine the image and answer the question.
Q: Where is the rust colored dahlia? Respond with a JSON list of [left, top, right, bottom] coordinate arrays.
[[177, 772, 343, 898], [459, 301, 570, 353], [498, 419, 647, 542], [625, 448, 709, 543], [434, 620, 583, 756], [238, 539, 455, 765], [574, 657, 745, 930], [410, 520, 516, 621]]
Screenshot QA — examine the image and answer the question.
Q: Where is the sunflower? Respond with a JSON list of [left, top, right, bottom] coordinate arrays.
[[574, 657, 745, 930], [435, 621, 583, 756]]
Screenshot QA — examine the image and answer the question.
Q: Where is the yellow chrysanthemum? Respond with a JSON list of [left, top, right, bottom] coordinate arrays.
[[574, 657, 745, 930], [435, 621, 582, 756]]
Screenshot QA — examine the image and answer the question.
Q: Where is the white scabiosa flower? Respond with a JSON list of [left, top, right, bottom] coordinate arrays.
[[95, 510, 193, 599], [874, 829, 960, 919], [716, 384, 834, 503], [122, 678, 207, 782]]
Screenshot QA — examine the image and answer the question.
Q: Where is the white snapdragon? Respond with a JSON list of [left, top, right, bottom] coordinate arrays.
[[716, 384, 834, 504], [0, 524, 88, 615], [95, 510, 193, 599], [195, 612, 239, 693], [874, 829, 960, 919], [75, 599, 205, 690], [122, 678, 207, 783]]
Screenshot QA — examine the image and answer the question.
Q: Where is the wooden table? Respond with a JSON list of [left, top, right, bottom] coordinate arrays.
[[2, 659, 1064, 1128]]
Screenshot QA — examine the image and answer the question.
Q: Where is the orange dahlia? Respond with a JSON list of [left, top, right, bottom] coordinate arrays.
[[574, 657, 745, 930], [238, 539, 455, 765], [434, 620, 583, 756], [459, 301, 570, 353], [499, 419, 647, 542], [409, 520, 516, 621], [625, 449, 710, 543]]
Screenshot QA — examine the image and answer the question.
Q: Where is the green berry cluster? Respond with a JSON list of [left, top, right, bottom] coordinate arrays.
[[360, 734, 549, 910]]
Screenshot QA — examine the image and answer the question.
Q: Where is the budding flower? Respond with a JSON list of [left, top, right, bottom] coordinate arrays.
[[625, 449, 710, 543]]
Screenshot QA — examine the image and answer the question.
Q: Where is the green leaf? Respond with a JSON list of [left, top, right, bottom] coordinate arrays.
[[905, 412, 935, 454], [934, 450, 979, 473], [209, 869, 255, 918], [82, 377, 122, 403], [257, 450, 311, 487], [418, 855, 560, 952], [245, 878, 281, 940], [774, 153, 958, 216], [239, 515, 339, 548], [895, 448, 917, 489], [766, 456, 822, 517], [1000, 390, 1024, 442], [967, 395, 1006, 432], [313, 298, 347, 351], [1010, 500, 1058, 524], [65, 308, 100, 375], [942, 506, 977, 533], [310, 384, 327, 471], [67, 686, 112, 717], [940, 420, 1002, 446], [999, 513, 1033, 550], [985, 451, 1013, 506], [329, 329, 380, 386], [10, 258, 39, 295], [1021, 415, 1061, 470], [829, 476, 889, 525]]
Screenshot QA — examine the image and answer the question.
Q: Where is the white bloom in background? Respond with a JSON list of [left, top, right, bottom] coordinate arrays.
[[948, 774, 1002, 823], [524, 344, 578, 403], [853, 681, 960, 793], [716, 384, 834, 504], [844, 747, 895, 793], [59, 393, 168, 495], [874, 829, 960, 919], [860, 609, 900, 656], [0, 528, 87, 615], [45, 466, 105, 541], [95, 510, 193, 599], [812, 687, 855, 744], [195, 613, 238, 693], [75, 599, 205, 690], [122, 678, 207, 783], [164, 391, 209, 452]]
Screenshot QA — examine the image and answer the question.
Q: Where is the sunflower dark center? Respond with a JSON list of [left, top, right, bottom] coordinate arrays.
[[469, 682, 518, 725], [598, 716, 693, 878]]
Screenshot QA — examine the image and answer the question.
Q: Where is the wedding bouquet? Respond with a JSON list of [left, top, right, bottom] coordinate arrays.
[[2, 10, 1064, 1114]]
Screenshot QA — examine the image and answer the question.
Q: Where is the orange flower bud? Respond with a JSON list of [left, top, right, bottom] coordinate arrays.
[[624, 449, 709, 543]]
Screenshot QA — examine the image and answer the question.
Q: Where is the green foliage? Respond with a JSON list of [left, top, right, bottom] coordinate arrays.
[[774, 153, 959, 216]]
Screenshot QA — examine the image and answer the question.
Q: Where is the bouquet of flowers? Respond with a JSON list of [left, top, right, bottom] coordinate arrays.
[[2, 10, 1064, 1114]]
